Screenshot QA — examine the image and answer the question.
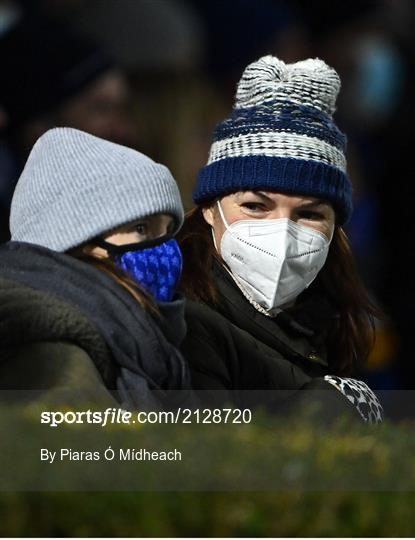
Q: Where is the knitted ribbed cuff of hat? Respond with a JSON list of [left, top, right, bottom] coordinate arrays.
[[194, 155, 353, 225]]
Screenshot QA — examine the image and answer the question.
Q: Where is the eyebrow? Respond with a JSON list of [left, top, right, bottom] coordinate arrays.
[[235, 191, 329, 210], [254, 191, 274, 203], [235, 191, 273, 203], [247, 192, 328, 207], [128, 218, 147, 226], [296, 199, 328, 209]]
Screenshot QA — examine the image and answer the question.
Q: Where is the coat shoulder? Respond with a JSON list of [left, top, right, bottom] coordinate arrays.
[[0, 341, 118, 405], [0, 277, 115, 385]]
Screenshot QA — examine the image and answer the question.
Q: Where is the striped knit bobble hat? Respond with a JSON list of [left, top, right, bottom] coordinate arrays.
[[10, 128, 184, 252], [193, 55, 352, 224]]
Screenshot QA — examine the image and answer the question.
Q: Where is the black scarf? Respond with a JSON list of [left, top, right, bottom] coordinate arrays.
[[0, 241, 193, 410]]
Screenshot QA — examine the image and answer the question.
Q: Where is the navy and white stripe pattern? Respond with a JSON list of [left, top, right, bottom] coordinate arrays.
[[194, 56, 353, 224], [208, 131, 346, 171]]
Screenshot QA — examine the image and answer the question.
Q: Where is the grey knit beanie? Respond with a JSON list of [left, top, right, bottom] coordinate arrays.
[[10, 127, 184, 252]]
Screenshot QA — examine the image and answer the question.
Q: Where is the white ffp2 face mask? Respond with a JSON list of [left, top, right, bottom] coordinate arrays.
[[216, 201, 332, 315]]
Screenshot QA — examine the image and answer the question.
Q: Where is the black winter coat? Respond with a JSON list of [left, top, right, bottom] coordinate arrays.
[[181, 260, 384, 422]]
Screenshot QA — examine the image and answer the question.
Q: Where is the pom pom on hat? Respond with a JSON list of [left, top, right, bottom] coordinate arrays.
[[235, 55, 341, 114]]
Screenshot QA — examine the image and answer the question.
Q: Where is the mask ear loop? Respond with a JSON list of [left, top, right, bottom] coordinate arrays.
[[216, 200, 231, 231], [210, 200, 229, 252], [211, 228, 219, 252], [327, 225, 335, 244]]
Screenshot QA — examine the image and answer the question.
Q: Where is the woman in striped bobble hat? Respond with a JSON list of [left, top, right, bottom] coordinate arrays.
[[179, 55, 383, 423]]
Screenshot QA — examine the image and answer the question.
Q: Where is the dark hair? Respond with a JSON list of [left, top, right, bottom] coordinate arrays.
[[177, 206, 380, 376]]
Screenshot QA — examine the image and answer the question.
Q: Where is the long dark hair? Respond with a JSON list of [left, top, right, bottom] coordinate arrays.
[[177, 206, 380, 376]]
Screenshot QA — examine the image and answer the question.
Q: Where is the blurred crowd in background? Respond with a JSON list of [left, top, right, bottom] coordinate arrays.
[[0, 0, 414, 397]]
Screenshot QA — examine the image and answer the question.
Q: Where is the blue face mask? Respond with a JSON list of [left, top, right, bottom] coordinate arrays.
[[96, 236, 183, 303]]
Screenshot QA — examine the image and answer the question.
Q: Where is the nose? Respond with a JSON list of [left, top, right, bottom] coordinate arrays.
[[271, 207, 294, 220]]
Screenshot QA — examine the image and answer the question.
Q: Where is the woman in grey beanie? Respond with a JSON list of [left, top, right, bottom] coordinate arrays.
[[0, 127, 192, 410]]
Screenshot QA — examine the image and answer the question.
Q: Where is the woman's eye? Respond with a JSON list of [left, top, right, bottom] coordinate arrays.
[[298, 211, 323, 221], [135, 223, 148, 235], [241, 202, 266, 212]]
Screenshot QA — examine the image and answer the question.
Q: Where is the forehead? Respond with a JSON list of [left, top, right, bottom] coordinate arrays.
[[231, 191, 331, 207], [129, 213, 173, 224]]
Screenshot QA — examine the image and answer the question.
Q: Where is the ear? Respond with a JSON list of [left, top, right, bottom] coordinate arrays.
[[82, 243, 108, 259], [202, 205, 215, 227]]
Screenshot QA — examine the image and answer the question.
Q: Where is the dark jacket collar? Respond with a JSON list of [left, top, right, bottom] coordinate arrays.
[[211, 259, 339, 370]]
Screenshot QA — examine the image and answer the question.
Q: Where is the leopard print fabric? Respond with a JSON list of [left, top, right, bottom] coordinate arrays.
[[324, 375, 384, 423]]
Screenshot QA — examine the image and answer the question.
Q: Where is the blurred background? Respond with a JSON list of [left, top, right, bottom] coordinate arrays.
[[0, 0, 414, 405]]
